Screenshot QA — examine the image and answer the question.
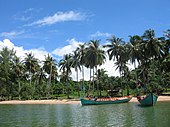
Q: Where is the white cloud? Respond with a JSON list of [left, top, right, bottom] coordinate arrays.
[[24, 8, 34, 13], [71, 58, 121, 81], [0, 39, 14, 47], [52, 38, 83, 57], [0, 39, 49, 61], [16, 16, 31, 21], [90, 31, 111, 38], [0, 39, 134, 81], [0, 31, 25, 38], [29, 11, 86, 26], [13, 8, 43, 22], [52, 38, 121, 81], [99, 57, 120, 77]]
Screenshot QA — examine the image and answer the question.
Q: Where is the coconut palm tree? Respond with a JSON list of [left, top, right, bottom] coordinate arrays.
[[24, 53, 39, 99], [95, 68, 107, 96], [142, 29, 163, 60], [0, 47, 16, 100], [35, 67, 47, 97], [71, 50, 81, 96], [43, 54, 57, 97], [104, 35, 124, 61], [128, 35, 143, 68], [85, 40, 106, 96], [104, 36, 129, 96], [12, 56, 24, 100], [140, 29, 164, 84], [59, 54, 73, 99], [76, 44, 86, 91], [104, 36, 127, 75]]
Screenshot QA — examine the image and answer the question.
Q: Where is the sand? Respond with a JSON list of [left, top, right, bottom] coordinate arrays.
[[0, 96, 170, 104], [0, 99, 80, 105]]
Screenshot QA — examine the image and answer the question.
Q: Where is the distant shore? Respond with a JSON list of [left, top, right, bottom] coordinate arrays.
[[0, 96, 170, 105]]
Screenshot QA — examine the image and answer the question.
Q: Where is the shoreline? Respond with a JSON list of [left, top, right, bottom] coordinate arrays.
[[0, 96, 170, 105]]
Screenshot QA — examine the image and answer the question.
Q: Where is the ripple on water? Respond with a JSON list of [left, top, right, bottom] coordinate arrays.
[[0, 102, 170, 127]]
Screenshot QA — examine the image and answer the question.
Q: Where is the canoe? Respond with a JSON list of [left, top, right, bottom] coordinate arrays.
[[80, 96, 132, 106], [137, 93, 158, 106]]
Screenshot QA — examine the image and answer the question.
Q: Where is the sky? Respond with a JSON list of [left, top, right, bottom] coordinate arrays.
[[0, 0, 170, 80]]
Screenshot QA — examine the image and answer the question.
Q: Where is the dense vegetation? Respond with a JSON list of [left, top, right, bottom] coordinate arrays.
[[0, 29, 170, 100]]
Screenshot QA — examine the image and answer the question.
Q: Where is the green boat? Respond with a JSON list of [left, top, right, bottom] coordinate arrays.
[[80, 96, 132, 106], [137, 93, 158, 106]]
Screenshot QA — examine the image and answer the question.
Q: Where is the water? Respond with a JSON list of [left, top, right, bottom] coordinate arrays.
[[0, 102, 170, 127]]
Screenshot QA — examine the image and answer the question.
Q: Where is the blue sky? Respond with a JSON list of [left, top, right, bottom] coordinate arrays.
[[0, 0, 170, 79]]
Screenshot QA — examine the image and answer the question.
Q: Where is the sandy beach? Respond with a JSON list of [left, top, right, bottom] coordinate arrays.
[[0, 96, 170, 104], [0, 99, 80, 105]]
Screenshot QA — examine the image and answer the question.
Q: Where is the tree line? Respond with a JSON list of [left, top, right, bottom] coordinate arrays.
[[0, 29, 170, 100]]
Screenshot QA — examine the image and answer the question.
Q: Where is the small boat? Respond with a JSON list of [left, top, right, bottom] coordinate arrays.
[[80, 96, 132, 106], [137, 93, 158, 106]]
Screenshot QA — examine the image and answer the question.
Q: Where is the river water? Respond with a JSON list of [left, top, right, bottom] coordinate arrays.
[[0, 102, 170, 127]]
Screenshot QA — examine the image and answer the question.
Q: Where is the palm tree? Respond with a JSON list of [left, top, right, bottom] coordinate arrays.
[[104, 36, 128, 96], [85, 40, 106, 96], [76, 44, 86, 91], [13, 56, 24, 100], [95, 68, 107, 96], [140, 29, 164, 84], [122, 66, 131, 95], [0, 47, 16, 100], [71, 50, 81, 96], [104, 35, 126, 75], [43, 54, 57, 97], [24, 53, 39, 99], [104, 35, 124, 61], [35, 67, 47, 98], [142, 29, 163, 60], [59, 54, 73, 99], [128, 35, 143, 68]]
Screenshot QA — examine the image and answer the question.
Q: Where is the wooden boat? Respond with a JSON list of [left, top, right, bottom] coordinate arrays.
[[80, 96, 132, 106], [137, 93, 158, 106]]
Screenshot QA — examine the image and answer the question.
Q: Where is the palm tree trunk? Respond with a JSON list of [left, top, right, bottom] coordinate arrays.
[[29, 70, 32, 99], [87, 68, 91, 97], [82, 65, 84, 92], [96, 66, 99, 97], [92, 67, 95, 95], [77, 70, 80, 97], [18, 80, 21, 100], [66, 79, 69, 99], [120, 71, 124, 97], [134, 61, 138, 82], [126, 85, 129, 95], [66, 71, 70, 99], [48, 64, 52, 97]]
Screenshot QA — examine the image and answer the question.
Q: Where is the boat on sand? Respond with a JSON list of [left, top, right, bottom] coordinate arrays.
[[137, 93, 158, 106]]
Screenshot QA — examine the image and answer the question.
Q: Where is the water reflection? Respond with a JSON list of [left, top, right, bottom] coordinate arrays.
[[0, 102, 170, 127]]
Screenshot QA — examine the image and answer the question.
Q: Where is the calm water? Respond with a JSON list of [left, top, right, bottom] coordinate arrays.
[[0, 102, 170, 127]]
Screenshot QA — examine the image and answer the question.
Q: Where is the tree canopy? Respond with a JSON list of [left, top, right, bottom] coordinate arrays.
[[0, 29, 170, 100]]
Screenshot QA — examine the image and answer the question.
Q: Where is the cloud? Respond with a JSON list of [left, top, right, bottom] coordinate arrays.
[[71, 57, 121, 81], [13, 8, 42, 22], [0, 39, 134, 81], [0, 39, 49, 61], [0, 31, 25, 38], [52, 38, 83, 57], [52, 38, 121, 80], [24, 8, 34, 13], [15, 16, 31, 21], [28, 11, 86, 26], [90, 31, 111, 38]]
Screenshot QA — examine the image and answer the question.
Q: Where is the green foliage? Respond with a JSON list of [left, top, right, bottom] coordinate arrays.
[[0, 29, 170, 100]]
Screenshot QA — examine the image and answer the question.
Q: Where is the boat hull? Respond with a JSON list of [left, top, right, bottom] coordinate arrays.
[[80, 97, 132, 106], [138, 93, 158, 106]]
